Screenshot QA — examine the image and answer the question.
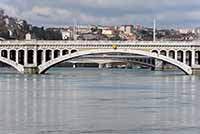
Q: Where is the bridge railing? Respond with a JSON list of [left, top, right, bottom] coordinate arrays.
[[0, 40, 198, 46]]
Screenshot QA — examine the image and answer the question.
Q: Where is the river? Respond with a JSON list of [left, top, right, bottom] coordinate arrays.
[[0, 67, 199, 134]]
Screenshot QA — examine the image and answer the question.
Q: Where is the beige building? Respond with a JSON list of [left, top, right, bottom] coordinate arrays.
[[118, 25, 134, 34], [102, 29, 113, 35]]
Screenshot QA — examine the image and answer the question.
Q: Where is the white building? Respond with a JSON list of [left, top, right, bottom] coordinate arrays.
[[4, 18, 9, 26], [118, 25, 134, 34], [102, 29, 113, 35], [177, 28, 195, 34], [118, 26, 125, 32], [25, 33, 31, 40], [61, 30, 73, 40], [77, 25, 91, 34], [195, 28, 200, 35]]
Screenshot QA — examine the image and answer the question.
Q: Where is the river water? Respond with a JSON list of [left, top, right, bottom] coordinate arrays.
[[0, 68, 200, 134]]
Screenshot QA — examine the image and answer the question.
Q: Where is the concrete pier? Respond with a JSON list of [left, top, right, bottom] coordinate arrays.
[[192, 68, 200, 75], [24, 67, 39, 74], [73, 64, 77, 68], [98, 63, 104, 69]]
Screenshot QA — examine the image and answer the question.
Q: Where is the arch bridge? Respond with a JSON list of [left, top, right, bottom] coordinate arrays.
[[0, 40, 200, 75]]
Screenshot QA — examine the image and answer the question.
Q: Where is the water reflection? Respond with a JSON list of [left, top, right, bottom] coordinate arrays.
[[0, 68, 199, 134]]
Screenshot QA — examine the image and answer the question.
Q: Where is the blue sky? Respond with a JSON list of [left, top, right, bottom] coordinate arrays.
[[1, 0, 200, 28]]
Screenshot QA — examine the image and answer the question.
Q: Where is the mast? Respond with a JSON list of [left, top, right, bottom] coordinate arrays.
[[153, 19, 156, 42], [73, 19, 77, 40]]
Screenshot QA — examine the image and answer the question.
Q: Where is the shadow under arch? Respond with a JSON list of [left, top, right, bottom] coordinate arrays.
[[69, 59, 156, 68], [38, 49, 193, 75]]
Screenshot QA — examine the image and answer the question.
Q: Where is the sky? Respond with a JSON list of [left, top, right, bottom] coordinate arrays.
[[1, 0, 200, 28]]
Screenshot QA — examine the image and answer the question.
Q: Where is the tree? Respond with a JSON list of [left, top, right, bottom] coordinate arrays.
[[0, 30, 9, 39], [110, 35, 121, 41]]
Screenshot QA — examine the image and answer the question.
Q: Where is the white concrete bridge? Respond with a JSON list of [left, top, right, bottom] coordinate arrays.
[[0, 40, 200, 75]]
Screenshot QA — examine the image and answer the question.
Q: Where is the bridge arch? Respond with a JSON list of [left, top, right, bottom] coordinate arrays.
[[38, 49, 192, 75], [169, 50, 175, 59], [186, 50, 192, 66], [160, 50, 167, 56], [152, 50, 159, 54], [0, 56, 24, 73], [1, 50, 8, 58], [0, 37, 5, 41], [62, 49, 69, 55], [177, 50, 184, 62], [54, 50, 61, 58], [195, 51, 200, 65], [18, 50, 25, 65], [71, 49, 78, 54], [45, 49, 52, 62], [10, 50, 16, 61]]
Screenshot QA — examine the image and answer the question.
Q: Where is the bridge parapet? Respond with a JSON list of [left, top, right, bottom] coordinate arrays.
[[0, 40, 199, 46]]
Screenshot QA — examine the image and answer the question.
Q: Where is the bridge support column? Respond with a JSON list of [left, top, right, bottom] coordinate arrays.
[[51, 50, 54, 60], [192, 68, 200, 75], [183, 51, 186, 64], [105, 63, 112, 68], [16, 50, 19, 64], [73, 63, 77, 68], [42, 50, 46, 64], [153, 59, 164, 70], [24, 67, 39, 74], [175, 51, 178, 61], [7, 50, 10, 60], [98, 63, 104, 69], [24, 48, 28, 66], [192, 50, 195, 67], [33, 49, 37, 67], [166, 51, 169, 58]]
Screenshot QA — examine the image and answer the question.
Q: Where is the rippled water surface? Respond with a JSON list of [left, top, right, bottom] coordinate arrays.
[[0, 68, 200, 134]]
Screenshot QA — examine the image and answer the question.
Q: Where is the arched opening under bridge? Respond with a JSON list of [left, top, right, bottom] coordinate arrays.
[[38, 49, 192, 75]]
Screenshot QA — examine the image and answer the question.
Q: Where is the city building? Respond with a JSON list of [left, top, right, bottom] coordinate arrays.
[[61, 29, 73, 40], [78, 33, 100, 40], [177, 28, 195, 34], [102, 29, 114, 36], [77, 25, 91, 34], [25, 33, 31, 40], [118, 25, 134, 34], [0, 9, 4, 17]]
